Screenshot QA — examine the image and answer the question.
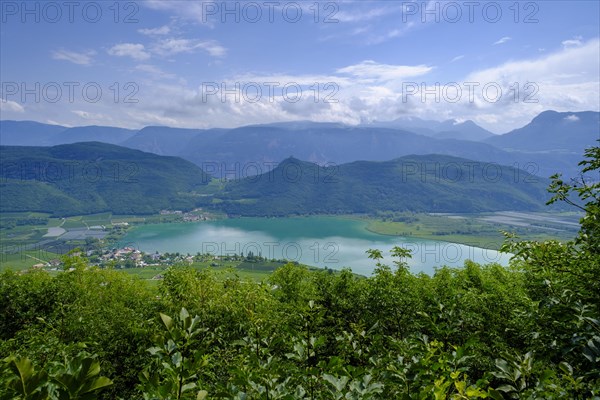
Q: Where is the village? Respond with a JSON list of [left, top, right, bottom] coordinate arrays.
[[29, 244, 281, 280], [159, 209, 209, 222]]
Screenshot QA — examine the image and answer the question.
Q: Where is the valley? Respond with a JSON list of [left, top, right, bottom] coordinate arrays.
[[0, 112, 591, 275], [1, 0, 599, 395]]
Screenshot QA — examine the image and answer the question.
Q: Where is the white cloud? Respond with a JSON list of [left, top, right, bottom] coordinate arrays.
[[564, 114, 580, 121], [152, 38, 226, 57], [46, 120, 71, 127], [451, 55, 464, 63], [467, 39, 599, 86], [138, 25, 171, 36], [52, 49, 96, 65], [233, 72, 349, 85], [179, 39, 596, 131], [18, 40, 600, 132], [0, 99, 25, 113], [84, 60, 434, 129], [319, 2, 424, 45], [429, 38, 600, 130], [336, 6, 397, 23], [144, 0, 399, 27], [72, 110, 92, 119], [107, 38, 226, 61], [318, 23, 413, 45], [72, 110, 110, 121], [493, 36, 511, 45], [562, 35, 583, 48], [364, 22, 416, 45], [107, 43, 151, 60], [198, 41, 227, 57], [135, 64, 176, 79], [351, 26, 370, 36], [143, 0, 214, 25], [336, 60, 432, 82]]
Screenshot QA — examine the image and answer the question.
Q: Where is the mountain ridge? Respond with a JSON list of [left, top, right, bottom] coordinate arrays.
[[211, 154, 554, 216], [0, 142, 558, 217], [2, 110, 598, 179], [485, 110, 599, 153]]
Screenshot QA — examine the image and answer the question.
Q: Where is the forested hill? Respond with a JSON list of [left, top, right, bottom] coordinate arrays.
[[0, 142, 210, 216], [214, 155, 553, 216], [0, 143, 555, 216]]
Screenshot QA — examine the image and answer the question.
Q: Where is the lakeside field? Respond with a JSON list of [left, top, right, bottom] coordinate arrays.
[[360, 211, 580, 249]]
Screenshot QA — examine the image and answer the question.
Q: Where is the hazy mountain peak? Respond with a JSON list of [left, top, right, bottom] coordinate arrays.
[[486, 110, 599, 153]]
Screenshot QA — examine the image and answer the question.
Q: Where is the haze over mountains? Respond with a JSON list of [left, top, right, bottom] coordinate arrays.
[[485, 110, 600, 152], [364, 117, 495, 141], [1, 110, 598, 179]]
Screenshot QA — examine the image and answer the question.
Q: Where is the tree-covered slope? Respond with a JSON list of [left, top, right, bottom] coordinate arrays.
[[213, 155, 552, 216], [0, 142, 210, 216]]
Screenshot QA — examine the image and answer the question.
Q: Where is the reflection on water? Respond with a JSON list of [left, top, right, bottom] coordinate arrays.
[[119, 217, 511, 276]]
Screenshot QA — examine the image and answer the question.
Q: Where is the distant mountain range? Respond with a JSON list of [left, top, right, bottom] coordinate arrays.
[[1, 110, 598, 179], [0, 142, 556, 216], [0, 120, 138, 146]]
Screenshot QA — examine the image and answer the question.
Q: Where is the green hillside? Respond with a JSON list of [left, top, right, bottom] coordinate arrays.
[[0, 144, 555, 217], [0, 142, 210, 216], [213, 155, 553, 216]]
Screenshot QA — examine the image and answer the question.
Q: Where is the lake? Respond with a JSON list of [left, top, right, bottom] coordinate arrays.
[[119, 216, 511, 276]]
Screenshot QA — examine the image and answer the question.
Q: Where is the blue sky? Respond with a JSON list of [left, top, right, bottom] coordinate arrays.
[[1, 0, 599, 132]]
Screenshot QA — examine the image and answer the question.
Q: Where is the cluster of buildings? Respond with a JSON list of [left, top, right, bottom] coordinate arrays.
[[31, 259, 61, 270], [95, 247, 195, 268], [159, 209, 209, 222]]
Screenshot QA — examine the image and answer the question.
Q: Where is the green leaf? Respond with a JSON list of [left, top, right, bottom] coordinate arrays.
[[180, 307, 190, 322], [488, 389, 505, 400], [81, 376, 113, 394], [495, 384, 517, 393], [323, 374, 349, 392], [160, 313, 174, 331], [197, 390, 208, 399], [559, 361, 573, 376], [181, 382, 197, 393]]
